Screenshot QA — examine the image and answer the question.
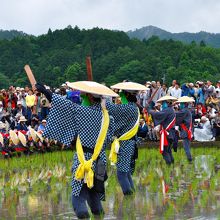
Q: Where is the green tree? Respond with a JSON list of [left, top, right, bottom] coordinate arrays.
[[64, 63, 85, 82], [116, 60, 151, 83], [0, 73, 10, 88]]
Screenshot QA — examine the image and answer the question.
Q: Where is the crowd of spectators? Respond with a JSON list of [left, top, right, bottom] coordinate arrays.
[[1, 79, 220, 151], [0, 84, 82, 133], [136, 80, 220, 142]]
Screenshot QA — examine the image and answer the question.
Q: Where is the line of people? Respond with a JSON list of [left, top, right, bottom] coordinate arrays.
[[0, 124, 50, 157]]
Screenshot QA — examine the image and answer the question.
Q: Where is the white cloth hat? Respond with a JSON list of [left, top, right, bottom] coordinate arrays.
[[19, 116, 27, 123], [201, 116, 208, 122], [0, 121, 6, 129]]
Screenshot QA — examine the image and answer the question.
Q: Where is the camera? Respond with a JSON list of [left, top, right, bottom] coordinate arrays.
[[41, 98, 47, 106]]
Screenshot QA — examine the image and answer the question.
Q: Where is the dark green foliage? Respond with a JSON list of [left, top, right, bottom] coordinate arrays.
[[1, 26, 220, 88], [0, 29, 27, 40]]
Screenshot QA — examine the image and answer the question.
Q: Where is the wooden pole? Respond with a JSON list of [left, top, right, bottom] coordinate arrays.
[[86, 56, 93, 81], [24, 65, 37, 90]]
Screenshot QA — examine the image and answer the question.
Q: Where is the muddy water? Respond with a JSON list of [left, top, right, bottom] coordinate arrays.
[[1, 184, 220, 219], [1, 155, 220, 219]]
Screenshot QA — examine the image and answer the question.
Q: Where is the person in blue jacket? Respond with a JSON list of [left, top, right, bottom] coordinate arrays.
[[150, 96, 177, 165], [175, 96, 194, 162]]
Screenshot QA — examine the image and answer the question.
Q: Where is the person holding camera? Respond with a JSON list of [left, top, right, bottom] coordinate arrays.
[[195, 103, 206, 119], [206, 104, 217, 122], [12, 101, 27, 118]]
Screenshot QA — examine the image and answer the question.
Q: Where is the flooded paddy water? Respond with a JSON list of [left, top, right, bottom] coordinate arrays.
[[1, 148, 220, 219]]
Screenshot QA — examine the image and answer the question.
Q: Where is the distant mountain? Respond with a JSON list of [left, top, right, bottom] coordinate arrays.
[[0, 29, 28, 40], [127, 26, 220, 48]]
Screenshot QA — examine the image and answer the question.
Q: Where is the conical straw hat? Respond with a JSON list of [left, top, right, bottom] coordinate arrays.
[[9, 130, 19, 145], [176, 96, 195, 103], [18, 131, 27, 146], [67, 81, 118, 97], [35, 131, 44, 142], [111, 82, 147, 91], [29, 127, 37, 141], [157, 95, 178, 103], [0, 133, 4, 145]]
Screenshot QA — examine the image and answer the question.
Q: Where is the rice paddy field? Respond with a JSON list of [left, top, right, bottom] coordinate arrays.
[[1, 147, 220, 219]]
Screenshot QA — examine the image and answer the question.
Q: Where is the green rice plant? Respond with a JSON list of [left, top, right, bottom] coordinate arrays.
[[1, 147, 220, 219]]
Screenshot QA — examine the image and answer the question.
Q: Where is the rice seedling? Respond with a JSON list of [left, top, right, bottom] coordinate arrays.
[[1, 147, 220, 219]]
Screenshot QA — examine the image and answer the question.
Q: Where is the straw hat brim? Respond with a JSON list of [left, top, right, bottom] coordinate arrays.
[[9, 130, 20, 145], [176, 96, 195, 103], [35, 131, 44, 142], [29, 128, 37, 141], [111, 82, 147, 91], [0, 133, 3, 145], [157, 96, 178, 102], [67, 81, 118, 97], [18, 131, 27, 146]]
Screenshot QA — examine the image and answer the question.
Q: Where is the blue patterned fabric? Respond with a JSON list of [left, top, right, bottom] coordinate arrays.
[[43, 94, 114, 200], [43, 94, 77, 145], [106, 101, 139, 173]]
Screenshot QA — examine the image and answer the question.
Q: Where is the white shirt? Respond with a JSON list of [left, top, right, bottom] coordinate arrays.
[[170, 88, 182, 98], [167, 86, 174, 95], [215, 87, 220, 98]]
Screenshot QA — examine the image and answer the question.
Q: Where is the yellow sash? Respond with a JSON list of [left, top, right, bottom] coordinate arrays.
[[75, 108, 109, 188], [109, 109, 140, 165]]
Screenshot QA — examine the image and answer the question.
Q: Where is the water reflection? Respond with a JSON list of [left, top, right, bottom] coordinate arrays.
[[0, 155, 220, 219], [1, 185, 220, 219]]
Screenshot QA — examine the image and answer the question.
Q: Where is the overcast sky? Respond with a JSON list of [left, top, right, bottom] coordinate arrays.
[[1, 0, 220, 35]]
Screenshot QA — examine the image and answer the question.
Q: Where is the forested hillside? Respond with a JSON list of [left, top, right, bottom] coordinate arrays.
[[127, 26, 220, 48], [1, 26, 220, 88], [0, 30, 27, 40]]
